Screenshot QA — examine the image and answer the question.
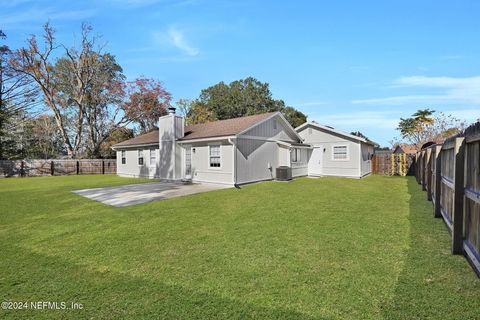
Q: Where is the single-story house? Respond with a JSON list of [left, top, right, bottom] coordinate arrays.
[[295, 122, 376, 178], [112, 109, 309, 185], [112, 110, 375, 184]]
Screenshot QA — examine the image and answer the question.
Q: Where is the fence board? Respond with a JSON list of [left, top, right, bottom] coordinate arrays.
[[415, 121, 480, 276], [0, 159, 116, 177], [371, 153, 415, 176]]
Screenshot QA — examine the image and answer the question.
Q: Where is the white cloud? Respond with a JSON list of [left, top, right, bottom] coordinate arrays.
[[353, 75, 480, 105], [153, 27, 199, 56]]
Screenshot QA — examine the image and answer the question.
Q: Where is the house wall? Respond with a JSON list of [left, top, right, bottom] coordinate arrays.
[[291, 148, 309, 177], [360, 142, 374, 177], [158, 114, 184, 180], [116, 147, 159, 178], [235, 115, 298, 184], [186, 140, 234, 185], [298, 126, 361, 178]]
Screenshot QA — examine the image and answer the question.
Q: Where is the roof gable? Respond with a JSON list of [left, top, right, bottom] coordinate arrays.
[[296, 122, 376, 146], [180, 112, 278, 141]]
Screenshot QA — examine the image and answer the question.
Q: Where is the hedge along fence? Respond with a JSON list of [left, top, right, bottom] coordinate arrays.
[[416, 121, 480, 276], [0, 159, 116, 177], [372, 153, 415, 176]]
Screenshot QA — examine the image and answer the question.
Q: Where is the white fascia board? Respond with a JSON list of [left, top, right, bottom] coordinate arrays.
[[177, 136, 236, 143]]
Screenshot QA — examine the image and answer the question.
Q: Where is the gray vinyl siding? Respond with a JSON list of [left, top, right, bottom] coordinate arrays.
[[188, 140, 233, 185], [235, 115, 299, 184], [298, 125, 361, 178], [235, 138, 277, 184], [158, 114, 184, 180], [116, 147, 159, 178], [360, 143, 374, 177], [291, 148, 308, 177]]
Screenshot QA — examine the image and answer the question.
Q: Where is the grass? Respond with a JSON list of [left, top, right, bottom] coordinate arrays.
[[0, 174, 478, 319]]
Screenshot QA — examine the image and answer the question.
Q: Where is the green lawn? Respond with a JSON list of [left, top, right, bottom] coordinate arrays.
[[0, 175, 478, 319]]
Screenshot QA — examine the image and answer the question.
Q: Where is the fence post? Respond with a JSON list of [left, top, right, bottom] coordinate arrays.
[[20, 160, 25, 177], [434, 145, 442, 218], [452, 137, 466, 255], [102, 160, 105, 174], [50, 161, 54, 176], [76, 161, 80, 175], [426, 148, 432, 200], [415, 153, 419, 182]]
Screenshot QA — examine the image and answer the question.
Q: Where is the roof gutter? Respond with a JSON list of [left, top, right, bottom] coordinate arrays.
[[228, 137, 238, 188], [177, 135, 236, 143], [111, 142, 159, 151]]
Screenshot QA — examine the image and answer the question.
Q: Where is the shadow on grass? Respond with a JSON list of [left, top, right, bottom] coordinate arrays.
[[0, 245, 317, 320], [381, 177, 480, 320]]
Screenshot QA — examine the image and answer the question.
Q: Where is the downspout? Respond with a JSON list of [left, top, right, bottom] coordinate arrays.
[[172, 113, 176, 180], [228, 137, 238, 187]]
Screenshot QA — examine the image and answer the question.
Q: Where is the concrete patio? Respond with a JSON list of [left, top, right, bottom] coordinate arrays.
[[73, 181, 230, 207]]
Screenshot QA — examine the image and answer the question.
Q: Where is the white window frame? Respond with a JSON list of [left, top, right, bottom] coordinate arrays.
[[332, 145, 349, 161], [208, 144, 222, 169], [149, 149, 156, 167], [121, 150, 126, 164], [291, 148, 301, 163], [138, 150, 144, 166]]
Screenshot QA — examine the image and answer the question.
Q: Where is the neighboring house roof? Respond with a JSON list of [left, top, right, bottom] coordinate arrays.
[[295, 122, 377, 146], [112, 129, 159, 148], [180, 112, 277, 141], [393, 144, 418, 154]]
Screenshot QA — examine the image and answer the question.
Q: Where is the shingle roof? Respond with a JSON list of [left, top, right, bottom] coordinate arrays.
[[113, 112, 277, 147], [395, 144, 418, 154], [113, 129, 159, 147], [180, 112, 276, 140]]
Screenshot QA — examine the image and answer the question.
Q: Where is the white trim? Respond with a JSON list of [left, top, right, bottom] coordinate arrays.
[[228, 138, 236, 185], [137, 149, 145, 166], [296, 122, 377, 146], [331, 145, 349, 161], [149, 148, 157, 168], [121, 150, 126, 165], [177, 136, 236, 143], [182, 144, 192, 179], [112, 142, 158, 151], [208, 143, 222, 170]]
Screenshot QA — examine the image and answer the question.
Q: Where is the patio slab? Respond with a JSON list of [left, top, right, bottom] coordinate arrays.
[[73, 181, 230, 207]]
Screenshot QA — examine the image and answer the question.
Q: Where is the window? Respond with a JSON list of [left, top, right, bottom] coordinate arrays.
[[138, 150, 144, 165], [149, 149, 156, 167], [291, 148, 301, 163], [333, 145, 348, 160], [121, 151, 126, 164], [209, 145, 221, 168]]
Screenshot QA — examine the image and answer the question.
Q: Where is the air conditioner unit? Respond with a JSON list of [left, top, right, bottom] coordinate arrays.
[[276, 166, 292, 181]]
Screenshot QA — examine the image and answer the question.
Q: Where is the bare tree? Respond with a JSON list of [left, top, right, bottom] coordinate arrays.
[[0, 30, 39, 159]]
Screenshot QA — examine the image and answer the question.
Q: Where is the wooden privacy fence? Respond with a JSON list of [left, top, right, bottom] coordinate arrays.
[[0, 159, 116, 177], [416, 121, 480, 276], [372, 153, 415, 176]]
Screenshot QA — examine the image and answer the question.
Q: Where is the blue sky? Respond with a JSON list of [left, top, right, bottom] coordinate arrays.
[[2, 0, 479, 146]]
